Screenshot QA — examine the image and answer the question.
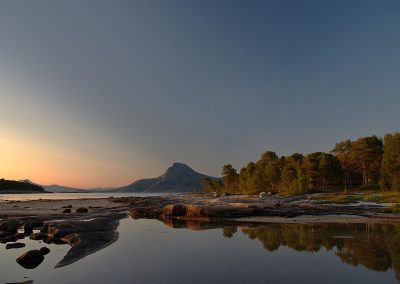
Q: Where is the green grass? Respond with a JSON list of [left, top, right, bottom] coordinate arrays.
[[311, 194, 362, 204], [383, 204, 400, 214], [308, 187, 400, 204]]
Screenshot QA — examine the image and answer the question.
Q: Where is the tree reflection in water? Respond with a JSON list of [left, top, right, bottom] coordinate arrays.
[[163, 219, 400, 280]]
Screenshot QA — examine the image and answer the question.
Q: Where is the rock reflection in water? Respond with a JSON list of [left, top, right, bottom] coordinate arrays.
[[162, 218, 400, 280]]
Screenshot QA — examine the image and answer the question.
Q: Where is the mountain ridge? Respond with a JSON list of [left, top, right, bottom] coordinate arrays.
[[17, 163, 219, 193]]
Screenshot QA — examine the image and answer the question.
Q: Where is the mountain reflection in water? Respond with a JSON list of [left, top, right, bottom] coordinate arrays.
[[163, 218, 400, 281]]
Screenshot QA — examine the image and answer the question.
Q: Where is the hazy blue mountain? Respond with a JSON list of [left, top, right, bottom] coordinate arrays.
[[118, 163, 219, 193], [43, 184, 88, 193]]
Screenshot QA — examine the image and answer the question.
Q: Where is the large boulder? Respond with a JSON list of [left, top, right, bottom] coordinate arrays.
[[16, 250, 45, 269], [162, 205, 187, 216]]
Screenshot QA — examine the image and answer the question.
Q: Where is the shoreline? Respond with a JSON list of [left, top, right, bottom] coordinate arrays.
[[1, 193, 399, 223], [0, 190, 50, 194], [1, 193, 400, 268]]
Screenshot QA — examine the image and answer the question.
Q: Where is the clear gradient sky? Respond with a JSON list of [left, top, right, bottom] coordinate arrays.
[[1, 0, 399, 188]]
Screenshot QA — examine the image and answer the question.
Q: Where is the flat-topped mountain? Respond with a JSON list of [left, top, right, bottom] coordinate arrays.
[[118, 163, 219, 193]]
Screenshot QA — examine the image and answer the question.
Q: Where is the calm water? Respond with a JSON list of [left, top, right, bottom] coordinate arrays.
[[1, 219, 399, 284], [0, 192, 168, 201]]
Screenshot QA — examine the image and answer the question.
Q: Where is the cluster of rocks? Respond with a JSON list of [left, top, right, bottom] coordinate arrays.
[[0, 220, 53, 269], [0, 221, 37, 243], [61, 205, 89, 214], [125, 195, 296, 220], [0, 212, 121, 269]]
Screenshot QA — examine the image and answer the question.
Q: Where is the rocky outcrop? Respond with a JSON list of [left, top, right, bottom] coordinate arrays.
[[39, 215, 123, 268], [120, 194, 387, 222]]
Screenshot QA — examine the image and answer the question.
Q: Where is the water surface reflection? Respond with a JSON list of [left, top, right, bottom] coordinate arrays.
[[1, 218, 400, 283], [163, 219, 400, 282]]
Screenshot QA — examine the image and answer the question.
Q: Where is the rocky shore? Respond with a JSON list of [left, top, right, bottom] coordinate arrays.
[[1, 193, 399, 270]]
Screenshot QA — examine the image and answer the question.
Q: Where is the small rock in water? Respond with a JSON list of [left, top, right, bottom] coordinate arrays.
[[16, 250, 45, 269], [62, 205, 72, 208], [39, 247, 50, 255], [259, 192, 268, 198], [62, 208, 72, 213], [76, 207, 88, 213], [6, 242, 26, 249]]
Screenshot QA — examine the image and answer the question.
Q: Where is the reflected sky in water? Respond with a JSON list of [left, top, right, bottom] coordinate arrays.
[[1, 219, 399, 283], [0, 192, 167, 201]]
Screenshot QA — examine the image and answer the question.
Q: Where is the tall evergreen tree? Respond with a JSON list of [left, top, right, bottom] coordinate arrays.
[[351, 136, 383, 187], [380, 133, 400, 191], [222, 164, 239, 193], [257, 151, 281, 193], [332, 140, 358, 188]]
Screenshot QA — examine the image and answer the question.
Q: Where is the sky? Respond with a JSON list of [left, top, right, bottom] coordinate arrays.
[[0, 0, 399, 188]]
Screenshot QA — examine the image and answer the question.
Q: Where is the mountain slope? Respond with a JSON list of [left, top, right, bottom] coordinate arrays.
[[0, 178, 46, 193], [118, 163, 219, 193]]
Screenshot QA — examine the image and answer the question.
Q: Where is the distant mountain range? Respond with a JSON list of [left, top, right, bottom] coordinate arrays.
[[17, 163, 219, 193], [43, 184, 88, 193], [117, 163, 219, 193]]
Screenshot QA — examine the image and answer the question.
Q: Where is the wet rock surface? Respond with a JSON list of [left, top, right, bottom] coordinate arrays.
[[16, 250, 45, 269], [6, 243, 26, 249], [76, 207, 88, 213], [40, 247, 50, 255], [114, 194, 390, 222], [1, 193, 398, 271], [0, 221, 20, 233], [0, 232, 18, 243]]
